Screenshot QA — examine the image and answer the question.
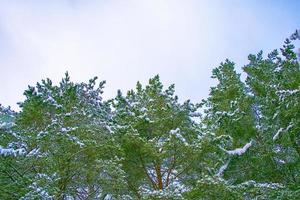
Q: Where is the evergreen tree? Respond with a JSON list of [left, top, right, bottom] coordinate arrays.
[[112, 76, 204, 199], [0, 105, 28, 199], [244, 37, 300, 188], [16, 73, 126, 199], [198, 33, 300, 199]]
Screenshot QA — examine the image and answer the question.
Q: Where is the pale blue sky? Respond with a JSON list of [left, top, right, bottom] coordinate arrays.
[[0, 0, 299, 110]]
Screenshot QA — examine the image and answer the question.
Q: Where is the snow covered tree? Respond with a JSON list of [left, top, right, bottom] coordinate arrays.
[[198, 34, 300, 198], [0, 105, 28, 199], [16, 73, 126, 199], [111, 75, 205, 199], [197, 33, 300, 198], [244, 37, 300, 187], [202, 59, 256, 145], [201, 60, 260, 183]]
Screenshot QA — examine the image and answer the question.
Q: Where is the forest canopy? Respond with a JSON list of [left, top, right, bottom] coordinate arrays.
[[0, 31, 299, 199]]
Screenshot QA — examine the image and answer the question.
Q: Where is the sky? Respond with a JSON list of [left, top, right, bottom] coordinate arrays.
[[0, 0, 299, 111]]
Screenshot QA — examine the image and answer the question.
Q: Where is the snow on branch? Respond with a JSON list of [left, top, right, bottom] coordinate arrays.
[[216, 160, 230, 177], [214, 108, 244, 122], [216, 141, 253, 176], [273, 123, 294, 141], [0, 146, 26, 157], [226, 140, 253, 156], [237, 180, 284, 190], [217, 140, 253, 176], [277, 88, 300, 95], [0, 121, 15, 129], [215, 109, 240, 117], [277, 88, 300, 100], [169, 128, 188, 145]]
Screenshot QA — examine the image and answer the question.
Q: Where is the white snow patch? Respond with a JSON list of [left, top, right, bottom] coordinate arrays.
[[217, 160, 230, 176], [277, 88, 300, 95], [61, 127, 77, 133], [0, 122, 7, 128], [239, 180, 284, 189], [27, 148, 40, 157], [169, 128, 188, 145], [226, 140, 253, 156], [273, 123, 293, 141], [0, 146, 26, 156]]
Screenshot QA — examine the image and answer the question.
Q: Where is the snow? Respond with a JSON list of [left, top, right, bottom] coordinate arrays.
[[272, 110, 279, 120], [140, 107, 148, 112], [169, 128, 188, 145], [273, 123, 293, 141], [0, 122, 8, 128], [216, 160, 230, 176], [61, 127, 77, 133], [104, 194, 113, 200], [105, 125, 114, 134], [43, 94, 62, 109], [214, 108, 244, 122], [61, 127, 67, 132], [273, 128, 284, 141], [169, 128, 179, 135], [275, 158, 286, 164], [37, 131, 48, 138], [277, 88, 300, 100], [238, 180, 284, 189], [226, 140, 253, 156], [27, 148, 40, 157], [21, 181, 53, 200], [139, 179, 188, 199], [190, 112, 201, 117], [0, 146, 26, 156], [0, 121, 15, 129], [69, 136, 85, 147]]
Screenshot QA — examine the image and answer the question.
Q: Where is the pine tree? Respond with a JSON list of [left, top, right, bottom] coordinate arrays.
[[0, 105, 28, 199], [203, 59, 256, 145], [16, 73, 126, 199], [112, 75, 203, 199], [201, 59, 260, 182], [244, 37, 300, 188]]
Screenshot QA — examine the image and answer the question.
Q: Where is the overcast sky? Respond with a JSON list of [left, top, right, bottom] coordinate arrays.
[[0, 0, 299, 110]]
